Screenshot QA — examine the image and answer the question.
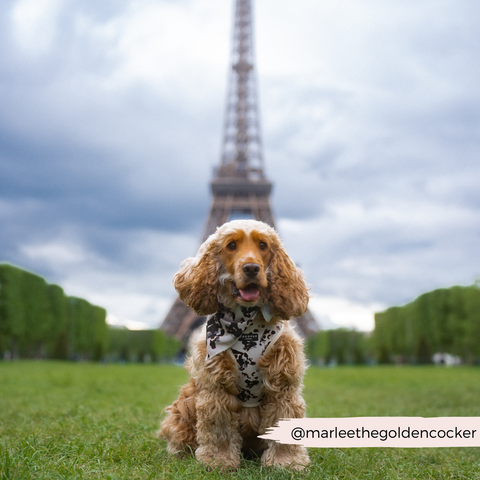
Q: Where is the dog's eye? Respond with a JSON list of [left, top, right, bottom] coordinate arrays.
[[259, 242, 267, 250], [227, 241, 237, 251]]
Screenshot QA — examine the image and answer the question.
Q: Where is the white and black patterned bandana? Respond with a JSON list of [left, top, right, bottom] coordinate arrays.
[[206, 302, 284, 407]]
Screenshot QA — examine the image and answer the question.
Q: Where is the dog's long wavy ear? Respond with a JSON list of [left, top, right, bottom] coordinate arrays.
[[268, 242, 309, 320], [173, 240, 219, 316]]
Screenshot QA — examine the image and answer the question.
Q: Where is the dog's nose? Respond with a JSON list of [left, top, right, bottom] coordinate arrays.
[[242, 263, 260, 277]]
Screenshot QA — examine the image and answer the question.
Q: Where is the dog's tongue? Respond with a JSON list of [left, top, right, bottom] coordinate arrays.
[[239, 284, 261, 302]]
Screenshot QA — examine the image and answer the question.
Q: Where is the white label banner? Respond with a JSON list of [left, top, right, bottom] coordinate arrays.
[[259, 417, 480, 448]]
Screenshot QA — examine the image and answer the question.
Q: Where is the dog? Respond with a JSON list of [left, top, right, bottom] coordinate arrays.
[[159, 219, 310, 471]]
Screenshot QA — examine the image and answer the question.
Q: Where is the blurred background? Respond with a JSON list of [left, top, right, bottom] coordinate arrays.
[[1, 0, 479, 346]]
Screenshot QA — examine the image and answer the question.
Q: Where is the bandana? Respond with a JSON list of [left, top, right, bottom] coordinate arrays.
[[206, 302, 284, 407]]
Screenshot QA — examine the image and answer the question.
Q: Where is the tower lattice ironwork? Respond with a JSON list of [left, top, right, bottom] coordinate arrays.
[[161, 0, 318, 342]]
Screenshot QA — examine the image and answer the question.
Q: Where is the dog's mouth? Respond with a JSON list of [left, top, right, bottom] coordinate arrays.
[[231, 282, 261, 302]]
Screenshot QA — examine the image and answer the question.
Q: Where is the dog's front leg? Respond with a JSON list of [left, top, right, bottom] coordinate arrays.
[[195, 351, 243, 471], [258, 329, 310, 471], [259, 391, 310, 471]]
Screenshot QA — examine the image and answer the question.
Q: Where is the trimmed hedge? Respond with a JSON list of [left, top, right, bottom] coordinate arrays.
[[0, 264, 107, 360], [373, 284, 480, 364], [0, 263, 180, 362]]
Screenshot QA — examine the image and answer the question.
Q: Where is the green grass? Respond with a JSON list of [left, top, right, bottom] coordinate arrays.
[[1, 362, 480, 479]]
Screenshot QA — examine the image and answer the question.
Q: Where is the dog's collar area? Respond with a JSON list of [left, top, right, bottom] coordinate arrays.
[[216, 300, 273, 324], [257, 303, 273, 323]]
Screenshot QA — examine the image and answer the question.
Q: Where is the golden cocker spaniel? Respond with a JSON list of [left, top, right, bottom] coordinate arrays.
[[159, 219, 310, 471]]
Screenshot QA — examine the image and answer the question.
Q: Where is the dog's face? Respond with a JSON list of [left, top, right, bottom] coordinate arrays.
[[173, 219, 309, 318], [219, 227, 272, 306]]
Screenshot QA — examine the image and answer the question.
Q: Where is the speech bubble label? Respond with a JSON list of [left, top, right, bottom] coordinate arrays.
[[259, 417, 480, 448]]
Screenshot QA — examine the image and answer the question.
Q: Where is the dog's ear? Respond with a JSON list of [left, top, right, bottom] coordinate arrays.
[[268, 243, 309, 320], [173, 240, 219, 315]]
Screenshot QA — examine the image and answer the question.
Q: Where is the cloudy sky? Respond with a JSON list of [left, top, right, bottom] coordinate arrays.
[[1, 0, 479, 331]]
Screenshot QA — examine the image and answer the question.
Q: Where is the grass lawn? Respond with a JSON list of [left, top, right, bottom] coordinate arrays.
[[1, 361, 480, 479]]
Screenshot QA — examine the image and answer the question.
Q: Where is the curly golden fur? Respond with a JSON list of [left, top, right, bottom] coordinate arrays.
[[159, 220, 310, 471]]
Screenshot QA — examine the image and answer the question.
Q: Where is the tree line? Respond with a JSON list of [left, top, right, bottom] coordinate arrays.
[[374, 284, 480, 365], [306, 328, 373, 366], [107, 327, 180, 363], [307, 284, 480, 366], [0, 264, 179, 361], [3, 263, 478, 365]]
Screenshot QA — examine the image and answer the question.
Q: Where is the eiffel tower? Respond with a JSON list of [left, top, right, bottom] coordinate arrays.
[[161, 0, 318, 342]]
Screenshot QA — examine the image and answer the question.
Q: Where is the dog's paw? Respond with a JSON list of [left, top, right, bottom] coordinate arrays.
[[261, 444, 310, 471], [195, 446, 241, 472]]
